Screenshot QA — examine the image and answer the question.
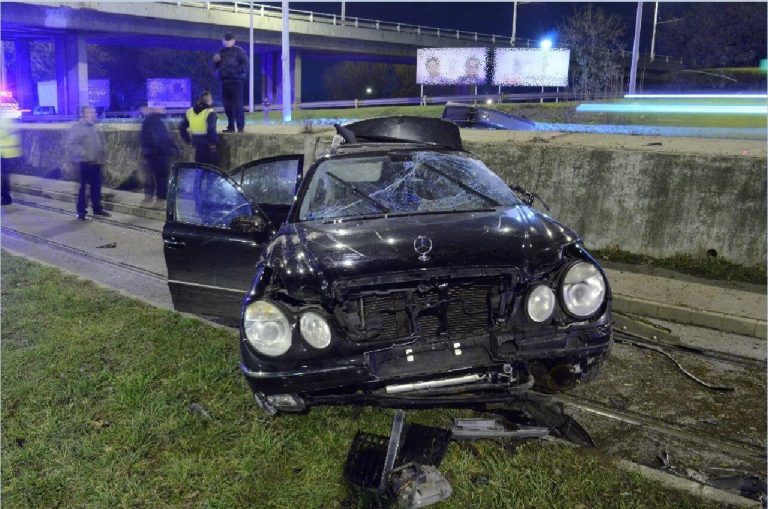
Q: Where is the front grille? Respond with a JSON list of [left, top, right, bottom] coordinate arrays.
[[359, 284, 492, 341]]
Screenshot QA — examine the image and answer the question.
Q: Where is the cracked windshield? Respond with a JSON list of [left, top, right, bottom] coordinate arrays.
[[298, 151, 521, 221]]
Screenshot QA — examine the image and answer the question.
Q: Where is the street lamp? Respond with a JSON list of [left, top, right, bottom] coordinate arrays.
[[365, 87, 373, 95], [540, 38, 552, 50]]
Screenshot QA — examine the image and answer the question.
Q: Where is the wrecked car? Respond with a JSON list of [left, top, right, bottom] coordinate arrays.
[[162, 116, 612, 414], [441, 102, 536, 131]]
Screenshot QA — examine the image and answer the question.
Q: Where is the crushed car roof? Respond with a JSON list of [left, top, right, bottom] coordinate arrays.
[[335, 116, 463, 151]]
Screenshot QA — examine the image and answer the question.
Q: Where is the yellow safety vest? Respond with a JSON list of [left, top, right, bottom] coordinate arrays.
[[0, 118, 21, 159], [185, 107, 214, 135]]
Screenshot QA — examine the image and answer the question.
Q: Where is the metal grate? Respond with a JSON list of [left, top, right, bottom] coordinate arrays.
[[359, 284, 491, 341]]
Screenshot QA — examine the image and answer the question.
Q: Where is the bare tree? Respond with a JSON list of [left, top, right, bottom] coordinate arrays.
[[558, 5, 626, 100]]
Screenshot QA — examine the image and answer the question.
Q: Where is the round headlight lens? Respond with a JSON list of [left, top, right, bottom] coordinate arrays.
[[526, 284, 556, 322], [300, 311, 332, 349], [560, 262, 606, 318], [243, 301, 292, 357]]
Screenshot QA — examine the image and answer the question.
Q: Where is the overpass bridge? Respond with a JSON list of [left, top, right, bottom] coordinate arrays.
[[1, 1, 682, 114]]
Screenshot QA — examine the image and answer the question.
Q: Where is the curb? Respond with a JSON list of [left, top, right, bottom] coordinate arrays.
[[613, 294, 767, 340], [13, 185, 165, 221], [615, 460, 761, 508]]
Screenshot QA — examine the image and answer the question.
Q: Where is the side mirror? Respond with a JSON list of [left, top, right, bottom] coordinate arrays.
[[510, 185, 550, 212], [230, 215, 268, 234]]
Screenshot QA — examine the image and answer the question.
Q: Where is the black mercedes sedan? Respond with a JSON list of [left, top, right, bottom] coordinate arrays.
[[162, 117, 612, 414]]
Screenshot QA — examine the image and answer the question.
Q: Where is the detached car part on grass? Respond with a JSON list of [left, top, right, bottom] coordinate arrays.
[[161, 116, 612, 414]]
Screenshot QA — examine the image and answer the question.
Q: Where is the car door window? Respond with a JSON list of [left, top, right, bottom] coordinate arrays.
[[238, 159, 298, 205], [174, 166, 252, 228], [230, 156, 303, 226]]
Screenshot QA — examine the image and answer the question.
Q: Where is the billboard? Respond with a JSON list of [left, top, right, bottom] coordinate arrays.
[[88, 79, 111, 108], [493, 48, 570, 87], [147, 78, 191, 108], [417, 48, 488, 85], [36, 80, 111, 109]]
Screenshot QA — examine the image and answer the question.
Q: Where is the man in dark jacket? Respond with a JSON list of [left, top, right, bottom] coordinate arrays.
[[179, 91, 219, 165], [140, 105, 177, 203], [213, 33, 247, 133]]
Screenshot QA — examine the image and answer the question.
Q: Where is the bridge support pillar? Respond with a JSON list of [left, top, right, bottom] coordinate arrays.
[[260, 50, 277, 104], [293, 51, 301, 106], [54, 34, 88, 116], [261, 50, 301, 107], [13, 39, 34, 110]]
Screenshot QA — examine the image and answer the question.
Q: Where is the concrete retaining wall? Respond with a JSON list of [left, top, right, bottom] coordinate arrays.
[[15, 125, 767, 266]]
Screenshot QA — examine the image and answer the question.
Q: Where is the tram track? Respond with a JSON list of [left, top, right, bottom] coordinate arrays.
[[14, 197, 163, 236], [552, 392, 765, 463], [0, 225, 167, 283]]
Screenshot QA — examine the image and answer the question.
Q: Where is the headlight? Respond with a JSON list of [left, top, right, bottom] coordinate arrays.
[[300, 311, 331, 349], [526, 284, 555, 322], [243, 301, 292, 356], [560, 262, 606, 318]]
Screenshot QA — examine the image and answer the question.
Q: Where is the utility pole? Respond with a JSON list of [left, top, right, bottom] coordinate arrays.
[[628, 1, 643, 95], [281, 0, 291, 122], [249, 1, 254, 112], [650, 1, 659, 61], [511, 1, 518, 45]]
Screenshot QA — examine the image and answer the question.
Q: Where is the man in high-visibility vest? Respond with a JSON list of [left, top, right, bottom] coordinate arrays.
[[179, 91, 219, 165], [0, 110, 21, 206]]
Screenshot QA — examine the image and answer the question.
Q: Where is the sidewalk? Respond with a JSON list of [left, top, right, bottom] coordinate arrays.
[[8, 173, 767, 339]]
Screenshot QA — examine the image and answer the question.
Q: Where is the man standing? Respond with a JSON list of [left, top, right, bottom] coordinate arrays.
[[179, 91, 219, 165], [0, 109, 21, 205], [140, 105, 177, 204], [68, 106, 110, 220], [213, 33, 247, 133]]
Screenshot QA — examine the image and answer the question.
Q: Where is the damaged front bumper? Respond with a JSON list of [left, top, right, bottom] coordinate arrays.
[[239, 305, 613, 412]]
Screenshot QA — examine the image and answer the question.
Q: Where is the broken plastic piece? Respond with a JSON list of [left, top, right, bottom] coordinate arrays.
[[389, 463, 453, 509], [451, 417, 549, 441], [380, 409, 405, 491], [343, 410, 452, 494]]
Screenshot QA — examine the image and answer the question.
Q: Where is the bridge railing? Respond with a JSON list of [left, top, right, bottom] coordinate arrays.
[[168, 0, 540, 47], [20, 90, 618, 122], [169, 1, 682, 62]]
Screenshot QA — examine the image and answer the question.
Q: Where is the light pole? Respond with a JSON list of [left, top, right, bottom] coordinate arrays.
[[249, 1, 254, 112], [628, 1, 643, 95], [512, 1, 518, 45], [341, 0, 345, 25], [281, 0, 291, 122], [650, 1, 658, 62]]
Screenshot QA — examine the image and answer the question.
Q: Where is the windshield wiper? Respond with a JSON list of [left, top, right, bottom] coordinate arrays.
[[421, 163, 501, 207], [325, 171, 391, 214]]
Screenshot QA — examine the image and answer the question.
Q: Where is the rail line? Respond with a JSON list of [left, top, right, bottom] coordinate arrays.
[[14, 197, 163, 236], [1, 226, 166, 283], [553, 393, 766, 464], [614, 330, 765, 371]]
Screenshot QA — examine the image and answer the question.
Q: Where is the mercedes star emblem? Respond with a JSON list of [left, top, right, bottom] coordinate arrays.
[[413, 235, 433, 262]]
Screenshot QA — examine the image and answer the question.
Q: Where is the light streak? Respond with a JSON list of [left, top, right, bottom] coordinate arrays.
[[577, 103, 767, 115]]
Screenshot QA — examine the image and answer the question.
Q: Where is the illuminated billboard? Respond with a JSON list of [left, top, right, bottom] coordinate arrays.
[[37, 80, 111, 109], [147, 78, 191, 108], [417, 48, 488, 85], [493, 48, 570, 87], [88, 80, 111, 108]]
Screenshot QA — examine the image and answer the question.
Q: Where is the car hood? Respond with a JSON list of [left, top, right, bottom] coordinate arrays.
[[266, 206, 580, 296]]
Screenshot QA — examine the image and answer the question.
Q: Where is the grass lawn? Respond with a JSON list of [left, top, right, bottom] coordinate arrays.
[[1, 252, 723, 508]]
